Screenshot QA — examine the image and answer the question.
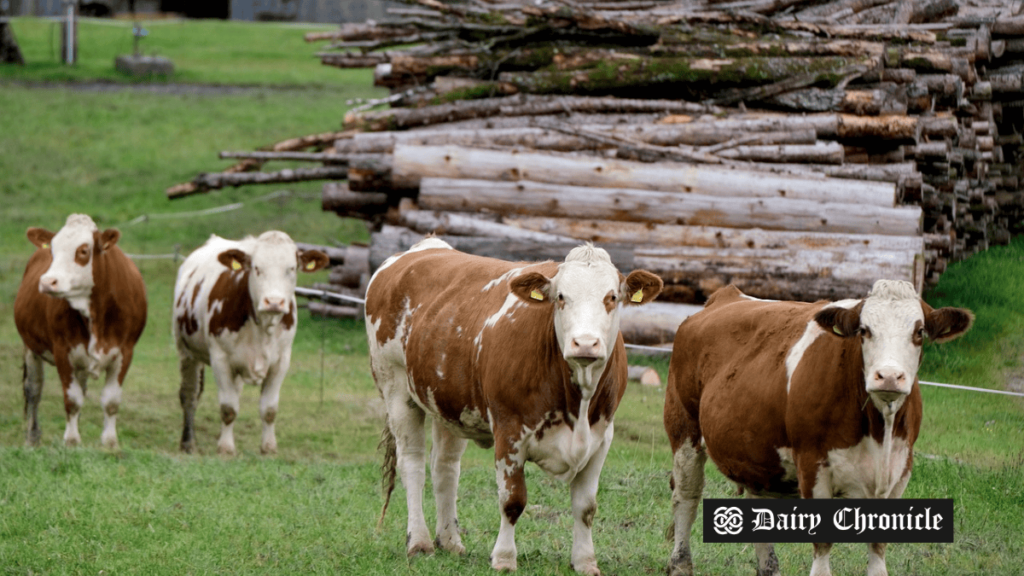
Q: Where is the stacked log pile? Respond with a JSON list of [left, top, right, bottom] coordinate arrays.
[[168, 0, 1024, 330]]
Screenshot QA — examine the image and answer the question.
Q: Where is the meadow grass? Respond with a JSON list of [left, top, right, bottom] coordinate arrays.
[[1, 17, 370, 87], [0, 25, 1022, 574]]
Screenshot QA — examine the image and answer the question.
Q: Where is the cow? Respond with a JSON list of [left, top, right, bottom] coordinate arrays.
[[664, 280, 974, 576], [365, 239, 663, 575], [14, 214, 148, 449], [172, 231, 329, 455]]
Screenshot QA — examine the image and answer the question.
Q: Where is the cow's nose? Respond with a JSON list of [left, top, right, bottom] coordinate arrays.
[[39, 277, 58, 294], [869, 369, 908, 403], [261, 297, 288, 313], [567, 337, 602, 365]]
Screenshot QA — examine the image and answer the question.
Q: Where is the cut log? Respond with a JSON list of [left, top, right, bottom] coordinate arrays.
[[321, 182, 390, 214], [501, 217, 926, 252], [418, 177, 923, 236], [627, 365, 662, 387], [169, 166, 349, 198], [399, 209, 574, 242], [715, 141, 844, 164], [620, 302, 703, 346], [368, 225, 634, 272], [635, 245, 923, 302], [308, 301, 362, 320], [391, 144, 899, 206]]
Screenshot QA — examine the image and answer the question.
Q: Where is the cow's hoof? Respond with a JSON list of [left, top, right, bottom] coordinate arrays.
[[667, 560, 695, 576], [406, 541, 434, 558], [25, 431, 41, 447], [435, 536, 466, 556], [571, 561, 600, 576], [64, 436, 81, 447], [260, 443, 277, 455], [101, 434, 119, 450], [491, 555, 517, 572], [217, 445, 236, 456], [180, 441, 195, 454]]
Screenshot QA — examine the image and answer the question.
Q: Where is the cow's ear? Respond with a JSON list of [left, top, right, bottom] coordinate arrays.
[[298, 250, 330, 273], [814, 302, 864, 338], [96, 229, 121, 251], [27, 228, 55, 249], [623, 269, 663, 306], [217, 249, 251, 272], [509, 272, 552, 305], [922, 301, 974, 343]]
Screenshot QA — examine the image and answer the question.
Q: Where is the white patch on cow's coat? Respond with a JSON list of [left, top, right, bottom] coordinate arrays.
[[776, 447, 798, 484], [785, 299, 860, 394], [482, 267, 525, 292], [484, 293, 522, 329], [519, 410, 613, 483], [820, 434, 911, 499]]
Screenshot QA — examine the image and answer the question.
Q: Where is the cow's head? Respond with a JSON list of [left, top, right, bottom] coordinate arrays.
[[814, 279, 973, 413], [509, 244, 662, 388], [27, 214, 120, 308], [216, 231, 328, 320]]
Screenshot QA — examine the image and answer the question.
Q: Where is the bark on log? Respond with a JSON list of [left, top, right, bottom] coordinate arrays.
[[170, 166, 349, 198], [218, 151, 349, 163], [620, 302, 703, 345], [334, 125, 817, 155], [635, 245, 922, 302], [321, 182, 390, 214], [399, 209, 574, 242], [501, 217, 926, 252], [308, 302, 362, 320], [715, 141, 844, 164], [418, 177, 922, 236], [627, 365, 662, 386], [391, 144, 899, 206]]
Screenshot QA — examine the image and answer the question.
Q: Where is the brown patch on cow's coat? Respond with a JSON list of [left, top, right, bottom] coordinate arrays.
[[208, 269, 254, 335], [74, 243, 91, 266], [281, 302, 295, 330]]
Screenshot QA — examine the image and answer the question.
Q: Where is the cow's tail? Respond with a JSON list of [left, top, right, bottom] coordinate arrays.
[[376, 414, 398, 532]]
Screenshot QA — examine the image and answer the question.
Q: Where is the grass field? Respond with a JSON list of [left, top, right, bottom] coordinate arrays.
[[1, 17, 1023, 576]]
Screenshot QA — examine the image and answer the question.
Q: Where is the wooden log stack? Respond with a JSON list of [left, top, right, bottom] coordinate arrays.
[[168, 0, 1024, 317]]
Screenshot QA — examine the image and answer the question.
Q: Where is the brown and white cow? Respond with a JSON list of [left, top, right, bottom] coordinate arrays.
[[664, 281, 973, 576], [14, 214, 148, 448], [173, 231, 328, 455], [366, 239, 662, 575]]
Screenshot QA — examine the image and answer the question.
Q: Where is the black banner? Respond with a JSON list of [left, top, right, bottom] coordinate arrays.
[[703, 499, 954, 543]]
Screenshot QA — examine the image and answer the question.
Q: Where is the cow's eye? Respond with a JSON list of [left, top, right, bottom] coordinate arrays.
[[916, 328, 925, 340], [859, 326, 872, 338], [610, 294, 617, 302], [557, 293, 565, 303]]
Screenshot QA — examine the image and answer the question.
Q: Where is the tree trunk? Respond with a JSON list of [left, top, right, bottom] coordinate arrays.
[[418, 177, 922, 236], [399, 209, 574, 242], [391, 144, 899, 206]]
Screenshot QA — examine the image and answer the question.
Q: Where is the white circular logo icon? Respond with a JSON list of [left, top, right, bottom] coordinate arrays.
[[713, 506, 744, 535]]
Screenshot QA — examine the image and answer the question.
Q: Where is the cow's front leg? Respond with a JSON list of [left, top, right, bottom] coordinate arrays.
[[744, 494, 781, 576], [210, 351, 241, 455], [23, 350, 44, 446], [56, 354, 87, 447], [568, 422, 613, 576], [431, 419, 468, 554], [798, 455, 833, 576], [99, 348, 130, 450], [258, 353, 289, 455], [492, 433, 527, 572]]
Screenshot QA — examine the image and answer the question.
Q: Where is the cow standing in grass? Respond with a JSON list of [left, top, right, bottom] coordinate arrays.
[[365, 239, 663, 575], [173, 231, 328, 455], [15, 214, 148, 448], [664, 280, 974, 576]]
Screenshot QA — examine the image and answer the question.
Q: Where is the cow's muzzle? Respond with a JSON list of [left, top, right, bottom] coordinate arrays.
[[867, 370, 909, 404], [259, 297, 289, 314], [566, 336, 604, 367]]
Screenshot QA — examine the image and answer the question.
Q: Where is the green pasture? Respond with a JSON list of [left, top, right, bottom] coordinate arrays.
[[1, 18, 1023, 576], [1, 17, 371, 87]]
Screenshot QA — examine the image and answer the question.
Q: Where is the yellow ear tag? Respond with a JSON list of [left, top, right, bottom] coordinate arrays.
[[231, 260, 242, 271], [530, 289, 545, 301], [833, 325, 844, 336], [306, 261, 316, 270], [631, 289, 644, 303], [42, 243, 49, 249]]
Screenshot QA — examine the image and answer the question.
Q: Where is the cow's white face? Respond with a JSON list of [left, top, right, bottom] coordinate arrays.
[[510, 245, 662, 387], [815, 279, 974, 414], [216, 231, 329, 320], [27, 214, 121, 315]]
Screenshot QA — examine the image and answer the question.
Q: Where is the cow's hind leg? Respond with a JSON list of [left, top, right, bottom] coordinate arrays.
[[431, 419, 468, 555], [23, 350, 44, 446], [178, 356, 203, 453], [745, 494, 781, 576], [665, 390, 706, 576], [568, 422, 614, 576], [386, 392, 432, 557]]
